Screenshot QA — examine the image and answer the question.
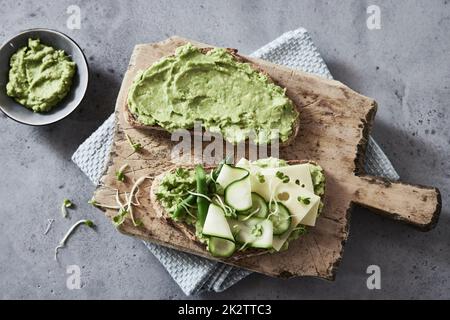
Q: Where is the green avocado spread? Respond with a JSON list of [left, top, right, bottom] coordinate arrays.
[[6, 38, 76, 112], [127, 43, 299, 144], [155, 167, 197, 224]]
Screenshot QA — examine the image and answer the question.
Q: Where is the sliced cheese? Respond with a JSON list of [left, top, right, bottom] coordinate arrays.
[[236, 160, 272, 200], [270, 180, 320, 251], [262, 164, 314, 193], [249, 171, 272, 200], [237, 159, 322, 235], [261, 164, 320, 227], [298, 198, 320, 227]]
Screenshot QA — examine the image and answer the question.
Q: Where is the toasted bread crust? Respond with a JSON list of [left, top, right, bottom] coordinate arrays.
[[149, 160, 323, 261], [125, 46, 300, 147]]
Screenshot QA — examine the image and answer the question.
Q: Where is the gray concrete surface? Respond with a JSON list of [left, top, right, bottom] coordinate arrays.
[[0, 0, 449, 299]]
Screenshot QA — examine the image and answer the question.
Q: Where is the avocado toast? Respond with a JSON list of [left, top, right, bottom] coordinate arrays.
[[92, 36, 441, 278], [125, 43, 300, 146], [150, 158, 326, 260]]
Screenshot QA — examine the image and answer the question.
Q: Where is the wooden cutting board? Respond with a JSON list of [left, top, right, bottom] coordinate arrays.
[[93, 36, 441, 279]]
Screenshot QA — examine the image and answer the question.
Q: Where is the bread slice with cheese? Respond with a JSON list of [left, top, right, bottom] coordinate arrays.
[[149, 160, 325, 261]]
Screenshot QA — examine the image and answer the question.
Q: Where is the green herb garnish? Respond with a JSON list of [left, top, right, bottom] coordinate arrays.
[[84, 220, 95, 228], [125, 133, 142, 152], [275, 171, 290, 183], [116, 171, 125, 181], [257, 173, 265, 183], [115, 164, 129, 182], [297, 196, 311, 205], [61, 199, 73, 218], [88, 198, 121, 210], [113, 208, 128, 227]]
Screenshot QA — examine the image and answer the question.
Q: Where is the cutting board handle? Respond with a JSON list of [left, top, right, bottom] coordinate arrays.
[[352, 175, 441, 230]]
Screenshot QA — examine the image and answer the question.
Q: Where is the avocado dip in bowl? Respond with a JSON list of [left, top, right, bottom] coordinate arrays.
[[0, 29, 89, 126]]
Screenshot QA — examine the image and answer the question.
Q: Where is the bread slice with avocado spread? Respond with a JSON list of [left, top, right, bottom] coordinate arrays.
[[126, 43, 300, 146], [149, 157, 326, 261]]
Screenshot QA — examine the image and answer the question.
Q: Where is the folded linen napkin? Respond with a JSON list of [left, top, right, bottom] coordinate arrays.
[[72, 28, 399, 295]]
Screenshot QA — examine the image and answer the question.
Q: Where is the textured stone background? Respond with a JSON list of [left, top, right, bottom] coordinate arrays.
[[0, 0, 449, 299]]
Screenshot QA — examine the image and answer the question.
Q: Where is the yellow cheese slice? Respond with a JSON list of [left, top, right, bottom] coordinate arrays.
[[269, 179, 320, 251], [262, 164, 320, 226], [299, 198, 320, 227], [262, 164, 314, 193], [236, 159, 322, 248]]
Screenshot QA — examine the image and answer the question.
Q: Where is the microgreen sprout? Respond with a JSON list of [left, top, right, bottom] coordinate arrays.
[[115, 164, 129, 182], [54, 219, 95, 262], [267, 179, 280, 218], [130, 187, 142, 206], [91, 176, 151, 227], [180, 202, 196, 219], [113, 208, 128, 226], [61, 199, 73, 218], [88, 198, 120, 210], [238, 241, 251, 251], [115, 189, 124, 209], [44, 219, 55, 235], [212, 194, 236, 218], [122, 175, 150, 227], [241, 207, 260, 221], [188, 191, 213, 202], [125, 133, 142, 152]]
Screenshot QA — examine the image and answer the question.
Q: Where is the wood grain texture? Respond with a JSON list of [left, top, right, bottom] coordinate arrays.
[[93, 36, 441, 279]]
